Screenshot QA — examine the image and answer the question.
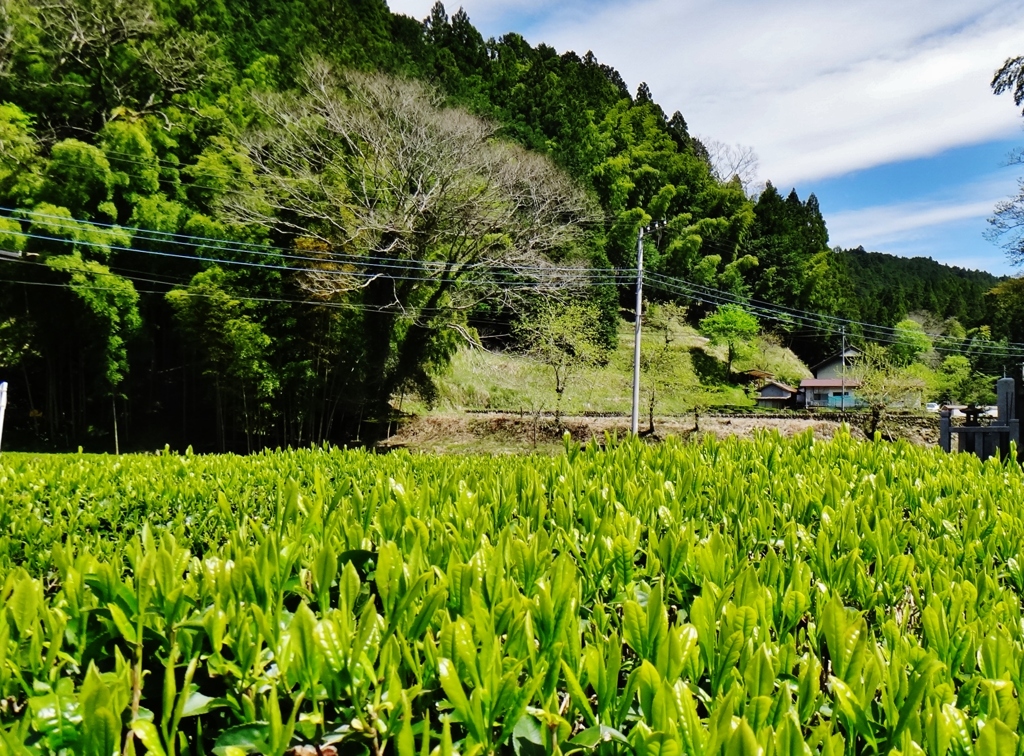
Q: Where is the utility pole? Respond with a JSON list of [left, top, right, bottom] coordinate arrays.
[[631, 220, 663, 435], [841, 327, 846, 412]]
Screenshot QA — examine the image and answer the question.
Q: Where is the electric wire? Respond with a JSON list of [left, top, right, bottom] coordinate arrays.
[[5, 254, 1021, 362], [3, 210, 994, 348], [0, 227, 630, 289], [646, 269, 1004, 345], [0, 204, 612, 275], [0, 257, 599, 325], [645, 275, 1017, 357], [0, 274, 514, 321], [2, 212, 612, 277], [644, 274, 1024, 359], [4, 203, 1019, 358]]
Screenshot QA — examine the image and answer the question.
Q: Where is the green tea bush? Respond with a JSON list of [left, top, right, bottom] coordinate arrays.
[[1, 431, 1022, 755]]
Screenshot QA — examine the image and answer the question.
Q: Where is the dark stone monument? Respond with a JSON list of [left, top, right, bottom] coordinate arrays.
[[939, 377, 1020, 461]]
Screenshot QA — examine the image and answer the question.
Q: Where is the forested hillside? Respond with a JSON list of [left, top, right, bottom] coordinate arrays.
[[0, 0, 1014, 452], [839, 247, 1001, 327]]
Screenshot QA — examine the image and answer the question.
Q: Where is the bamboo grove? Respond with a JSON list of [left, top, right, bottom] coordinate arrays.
[[3, 431, 1024, 753]]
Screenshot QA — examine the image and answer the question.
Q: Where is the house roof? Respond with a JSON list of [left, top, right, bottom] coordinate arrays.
[[809, 347, 861, 374], [758, 396, 792, 405], [800, 378, 862, 388], [759, 379, 797, 394]]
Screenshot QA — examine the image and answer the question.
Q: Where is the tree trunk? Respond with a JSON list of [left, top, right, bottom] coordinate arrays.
[[215, 378, 225, 452], [112, 394, 119, 455], [181, 364, 187, 449], [242, 385, 251, 454], [359, 286, 401, 435], [869, 407, 882, 438]]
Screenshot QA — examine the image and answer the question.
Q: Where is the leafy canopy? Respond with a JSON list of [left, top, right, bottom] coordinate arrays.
[[699, 304, 759, 375]]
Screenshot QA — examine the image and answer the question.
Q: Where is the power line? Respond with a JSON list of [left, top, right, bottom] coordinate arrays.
[[6, 200, 1002, 332], [0, 257, 609, 327], [7, 251, 1020, 361], [4, 240, 1020, 358], [648, 271, 934, 341], [644, 274, 1024, 359], [0, 204, 614, 276], [0, 227, 629, 289], [0, 273, 509, 321], [7, 255, 193, 289], [3, 219, 606, 277], [646, 272, 1019, 356], [4, 202, 1020, 357]]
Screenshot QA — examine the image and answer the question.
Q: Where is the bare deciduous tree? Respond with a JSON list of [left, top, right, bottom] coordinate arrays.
[[0, 2, 15, 77], [30, 0, 158, 61], [228, 63, 601, 427], [986, 150, 1024, 263], [989, 56, 1024, 262], [699, 137, 760, 193], [639, 302, 691, 435], [852, 343, 927, 438]]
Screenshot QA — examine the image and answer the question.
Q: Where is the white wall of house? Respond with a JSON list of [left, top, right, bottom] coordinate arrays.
[[812, 348, 860, 380], [804, 388, 860, 409]]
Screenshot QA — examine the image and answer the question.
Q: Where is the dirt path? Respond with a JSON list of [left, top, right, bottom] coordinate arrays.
[[381, 411, 894, 454]]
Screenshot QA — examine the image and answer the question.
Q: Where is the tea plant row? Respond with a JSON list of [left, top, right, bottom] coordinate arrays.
[[1, 432, 1023, 755]]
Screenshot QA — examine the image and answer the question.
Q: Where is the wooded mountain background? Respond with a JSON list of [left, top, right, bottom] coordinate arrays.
[[0, 0, 1017, 452]]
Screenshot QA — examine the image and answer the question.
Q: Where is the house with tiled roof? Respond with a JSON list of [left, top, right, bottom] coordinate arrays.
[[799, 347, 862, 409]]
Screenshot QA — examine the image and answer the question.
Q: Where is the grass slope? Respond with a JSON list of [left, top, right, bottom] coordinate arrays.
[[423, 319, 811, 417]]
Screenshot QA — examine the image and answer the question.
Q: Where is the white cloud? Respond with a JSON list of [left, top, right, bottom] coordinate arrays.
[[827, 198, 998, 248], [386, 0, 1024, 185], [826, 169, 1016, 237], [821, 169, 1022, 272]]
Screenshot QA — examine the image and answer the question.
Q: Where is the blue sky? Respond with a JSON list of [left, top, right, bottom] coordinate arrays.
[[804, 138, 1022, 274], [388, 0, 1024, 275]]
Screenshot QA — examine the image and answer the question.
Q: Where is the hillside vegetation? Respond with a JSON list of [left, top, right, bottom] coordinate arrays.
[[429, 318, 809, 419], [0, 0, 1016, 453], [839, 248, 1002, 328]]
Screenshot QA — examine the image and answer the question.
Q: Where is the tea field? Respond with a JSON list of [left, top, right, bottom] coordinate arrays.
[[1, 431, 1024, 755]]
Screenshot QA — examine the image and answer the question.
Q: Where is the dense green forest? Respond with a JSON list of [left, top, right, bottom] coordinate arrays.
[[839, 248, 1000, 326], [0, 0, 1017, 452]]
